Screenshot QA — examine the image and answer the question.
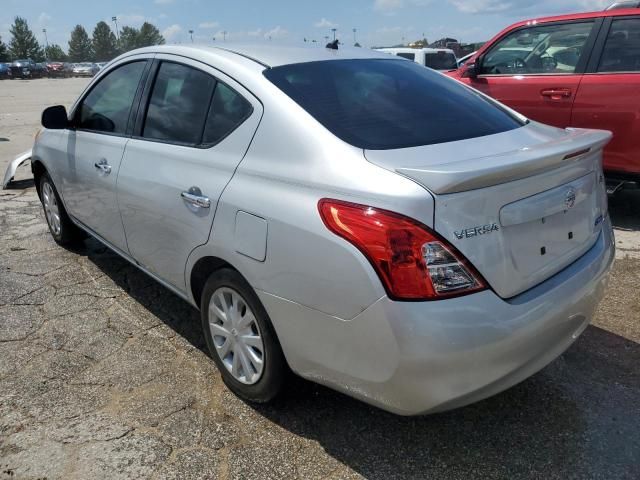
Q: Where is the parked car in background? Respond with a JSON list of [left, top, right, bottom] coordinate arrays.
[[377, 47, 459, 71], [9, 59, 44, 79], [72, 62, 99, 77], [451, 8, 640, 190], [47, 62, 72, 78], [96, 62, 107, 70], [0, 62, 9, 79], [35, 63, 48, 77], [32, 44, 613, 415]]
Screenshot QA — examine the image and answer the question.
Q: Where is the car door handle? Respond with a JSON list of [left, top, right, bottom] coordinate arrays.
[[540, 88, 572, 100], [94, 159, 112, 174], [181, 187, 211, 209]]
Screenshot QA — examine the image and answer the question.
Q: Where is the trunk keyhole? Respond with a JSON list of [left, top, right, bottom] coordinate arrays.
[[568, 231, 573, 240], [540, 246, 546, 256]]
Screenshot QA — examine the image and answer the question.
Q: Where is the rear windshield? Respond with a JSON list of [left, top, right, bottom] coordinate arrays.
[[264, 59, 523, 150], [425, 52, 458, 70]]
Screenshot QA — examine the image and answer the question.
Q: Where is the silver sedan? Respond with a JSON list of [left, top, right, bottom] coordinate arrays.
[[31, 44, 614, 415]]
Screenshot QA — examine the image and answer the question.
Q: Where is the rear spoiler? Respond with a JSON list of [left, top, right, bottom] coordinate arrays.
[[395, 128, 612, 195]]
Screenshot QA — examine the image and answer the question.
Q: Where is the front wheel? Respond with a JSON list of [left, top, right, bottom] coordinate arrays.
[[201, 268, 287, 403], [39, 173, 84, 246]]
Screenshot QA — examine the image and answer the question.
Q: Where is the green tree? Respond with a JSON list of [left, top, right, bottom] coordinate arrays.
[[45, 44, 67, 61], [92, 21, 118, 61], [9, 16, 42, 60], [118, 26, 140, 52], [0, 35, 8, 62], [137, 22, 165, 47], [68, 25, 93, 61]]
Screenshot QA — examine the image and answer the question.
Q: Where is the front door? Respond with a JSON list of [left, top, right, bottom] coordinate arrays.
[[117, 56, 261, 291], [61, 59, 148, 251], [463, 20, 598, 128]]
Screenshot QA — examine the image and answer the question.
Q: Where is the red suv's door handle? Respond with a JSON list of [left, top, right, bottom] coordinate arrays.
[[540, 88, 572, 100]]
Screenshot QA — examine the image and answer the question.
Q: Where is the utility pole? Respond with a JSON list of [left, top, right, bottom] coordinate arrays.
[[42, 28, 49, 61], [111, 17, 120, 42], [331, 28, 337, 41], [223, 31, 227, 41], [189, 30, 194, 42], [353, 28, 357, 44]]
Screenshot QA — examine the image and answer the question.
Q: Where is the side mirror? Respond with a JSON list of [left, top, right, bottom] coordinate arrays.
[[41, 105, 69, 129], [462, 62, 479, 79]]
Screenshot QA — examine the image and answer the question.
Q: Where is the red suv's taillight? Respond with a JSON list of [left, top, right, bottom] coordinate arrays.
[[318, 199, 487, 300]]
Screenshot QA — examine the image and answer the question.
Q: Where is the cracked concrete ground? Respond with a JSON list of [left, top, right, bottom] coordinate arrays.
[[1, 79, 640, 479]]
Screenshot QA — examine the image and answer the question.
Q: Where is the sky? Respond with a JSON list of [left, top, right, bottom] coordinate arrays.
[[0, 0, 614, 51]]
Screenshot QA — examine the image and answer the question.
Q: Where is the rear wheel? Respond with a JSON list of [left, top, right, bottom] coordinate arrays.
[[201, 268, 287, 403], [39, 173, 84, 246]]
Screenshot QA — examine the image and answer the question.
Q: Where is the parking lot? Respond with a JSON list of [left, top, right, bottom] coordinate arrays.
[[1, 78, 639, 479]]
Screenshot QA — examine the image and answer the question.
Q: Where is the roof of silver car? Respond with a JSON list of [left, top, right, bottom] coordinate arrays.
[[145, 43, 395, 68]]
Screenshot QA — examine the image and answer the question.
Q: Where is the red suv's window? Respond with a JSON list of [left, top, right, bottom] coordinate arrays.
[[480, 21, 595, 75], [598, 18, 640, 72]]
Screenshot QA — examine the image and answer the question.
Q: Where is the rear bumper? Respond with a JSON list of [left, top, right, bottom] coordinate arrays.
[[260, 217, 615, 415]]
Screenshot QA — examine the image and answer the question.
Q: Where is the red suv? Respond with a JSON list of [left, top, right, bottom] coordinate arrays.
[[450, 9, 640, 188]]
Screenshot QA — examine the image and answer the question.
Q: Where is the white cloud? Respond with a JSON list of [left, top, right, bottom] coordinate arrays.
[[162, 24, 182, 41], [264, 25, 288, 39], [198, 21, 220, 29], [113, 14, 147, 27], [247, 28, 263, 37], [448, 0, 512, 13], [314, 18, 338, 28], [154, 0, 174, 4], [37, 12, 52, 26], [373, 0, 431, 12], [374, 0, 405, 11]]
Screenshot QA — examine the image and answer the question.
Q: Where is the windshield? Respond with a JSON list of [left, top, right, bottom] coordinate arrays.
[[264, 59, 523, 150], [424, 52, 458, 70]]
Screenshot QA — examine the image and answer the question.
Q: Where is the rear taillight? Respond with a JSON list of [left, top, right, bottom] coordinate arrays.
[[318, 199, 487, 300]]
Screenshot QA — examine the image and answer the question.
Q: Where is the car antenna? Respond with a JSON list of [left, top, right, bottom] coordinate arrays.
[[325, 39, 339, 50]]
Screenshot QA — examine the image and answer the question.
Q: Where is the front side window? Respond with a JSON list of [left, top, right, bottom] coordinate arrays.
[[143, 62, 216, 145], [77, 61, 146, 134], [598, 18, 640, 72], [264, 59, 524, 150], [480, 21, 595, 75]]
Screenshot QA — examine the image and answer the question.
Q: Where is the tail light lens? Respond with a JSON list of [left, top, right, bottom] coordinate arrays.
[[318, 199, 487, 300]]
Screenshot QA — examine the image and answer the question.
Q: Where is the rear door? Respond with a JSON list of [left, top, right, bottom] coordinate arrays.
[[464, 20, 600, 127], [571, 15, 640, 176], [61, 58, 149, 251], [117, 55, 262, 292]]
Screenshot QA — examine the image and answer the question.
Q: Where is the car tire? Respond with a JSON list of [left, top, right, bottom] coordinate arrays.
[[39, 173, 84, 246], [201, 268, 287, 403]]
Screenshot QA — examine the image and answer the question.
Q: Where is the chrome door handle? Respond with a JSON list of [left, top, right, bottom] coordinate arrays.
[[181, 187, 211, 209], [94, 159, 112, 175]]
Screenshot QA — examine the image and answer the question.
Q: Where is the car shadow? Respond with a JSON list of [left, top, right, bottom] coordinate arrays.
[[609, 188, 640, 231], [79, 238, 640, 478]]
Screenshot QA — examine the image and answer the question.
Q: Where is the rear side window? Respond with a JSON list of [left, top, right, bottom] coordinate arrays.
[[143, 62, 216, 145], [264, 59, 524, 150], [598, 18, 640, 72], [396, 52, 415, 61], [77, 61, 146, 134], [202, 82, 253, 145], [425, 52, 457, 70]]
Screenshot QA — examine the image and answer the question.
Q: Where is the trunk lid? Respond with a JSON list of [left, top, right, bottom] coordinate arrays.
[[365, 123, 611, 298]]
